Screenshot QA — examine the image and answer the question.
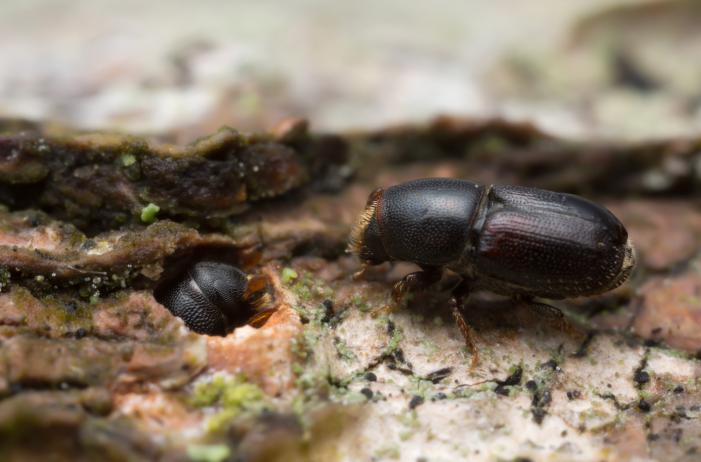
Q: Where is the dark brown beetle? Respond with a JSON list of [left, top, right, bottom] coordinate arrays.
[[349, 178, 635, 366], [155, 261, 272, 336]]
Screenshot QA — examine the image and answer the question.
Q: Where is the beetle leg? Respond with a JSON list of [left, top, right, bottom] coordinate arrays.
[[371, 266, 442, 318], [451, 303, 479, 370], [450, 278, 479, 370], [352, 264, 369, 281], [243, 274, 271, 307], [391, 266, 443, 303], [530, 302, 574, 333], [370, 303, 397, 318], [515, 296, 572, 333], [247, 308, 277, 328]]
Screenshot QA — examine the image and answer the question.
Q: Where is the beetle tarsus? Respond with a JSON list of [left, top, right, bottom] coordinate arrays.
[[391, 266, 442, 303], [373, 266, 442, 317], [450, 278, 479, 369], [243, 274, 272, 310], [370, 303, 397, 318], [451, 303, 479, 370], [247, 307, 277, 328], [514, 296, 572, 333], [352, 265, 369, 281]]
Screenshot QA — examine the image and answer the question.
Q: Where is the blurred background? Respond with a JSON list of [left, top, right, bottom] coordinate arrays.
[[1, 0, 700, 140]]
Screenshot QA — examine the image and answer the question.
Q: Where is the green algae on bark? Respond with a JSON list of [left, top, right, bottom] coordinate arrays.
[[0, 210, 251, 299], [0, 125, 310, 230], [2, 114, 701, 461], [190, 373, 270, 434], [5, 115, 700, 236]]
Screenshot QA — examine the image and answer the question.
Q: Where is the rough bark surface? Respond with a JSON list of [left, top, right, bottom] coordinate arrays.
[[1, 1, 701, 461], [0, 118, 699, 462]]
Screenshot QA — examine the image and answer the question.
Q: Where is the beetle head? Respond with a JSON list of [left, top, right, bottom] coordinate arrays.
[[348, 188, 391, 264]]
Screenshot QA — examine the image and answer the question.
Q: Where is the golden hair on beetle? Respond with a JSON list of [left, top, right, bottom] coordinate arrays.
[[348, 199, 378, 254]]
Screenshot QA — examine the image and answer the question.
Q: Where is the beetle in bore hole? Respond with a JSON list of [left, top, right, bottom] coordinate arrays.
[[155, 261, 273, 336], [349, 178, 636, 367]]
